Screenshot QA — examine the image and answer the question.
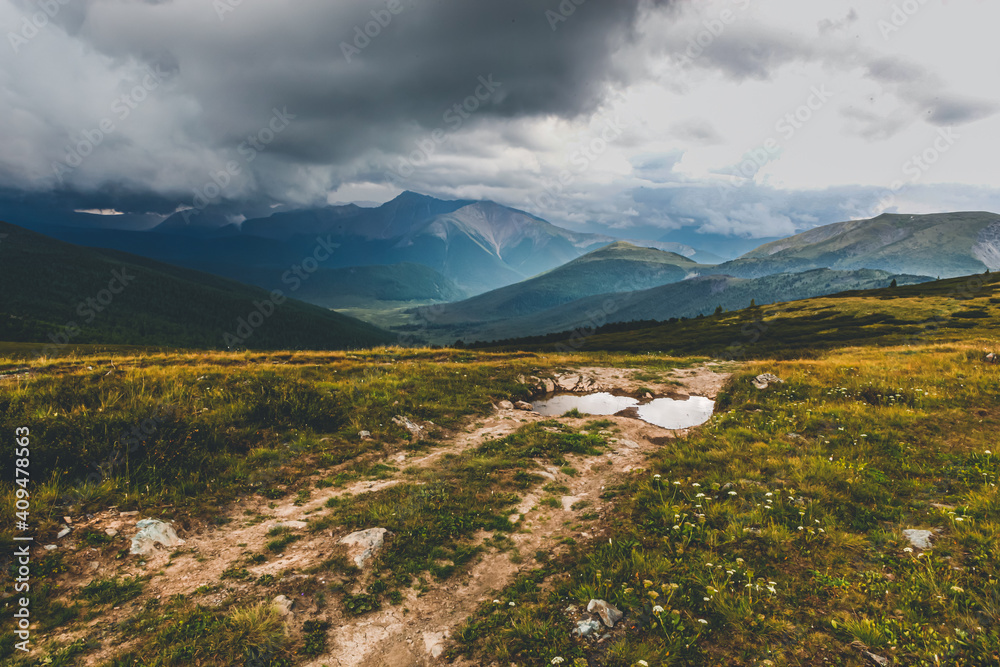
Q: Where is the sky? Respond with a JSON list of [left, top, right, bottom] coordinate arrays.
[[2, 0, 999, 242]]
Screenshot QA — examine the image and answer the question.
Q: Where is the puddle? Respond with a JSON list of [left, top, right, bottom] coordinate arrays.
[[636, 396, 715, 429], [532, 392, 715, 430], [531, 392, 637, 417]]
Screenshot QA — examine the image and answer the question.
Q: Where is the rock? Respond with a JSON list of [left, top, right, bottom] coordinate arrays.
[[339, 527, 389, 568], [930, 503, 956, 511], [985, 352, 997, 364], [618, 438, 640, 449], [119, 510, 139, 517], [497, 400, 515, 410], [752, 373, 784, 390], [903, 528, 933, 550], [44, 544, 57, 551], [543, 378, 556, 394], [272, 594, 294, 617], [89, 561, 100, 571], [587, 599, 623, 628], [358, 430, 372, 440], [861, 650, 889, 666], [556, 374, 581, 391], [105, 528, 118, 537], [392, 415, 424, 439], [129, 519, 186, 556], [423, 631, 447, 659], [573, 618, 603, 637], [514, 401, 534, 411], [57, 526, 71, 539], [63, 516, 73, 524], [643, 392, 653, 399]]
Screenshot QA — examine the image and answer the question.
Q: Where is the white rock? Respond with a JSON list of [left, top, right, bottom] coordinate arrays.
[[574, 618, 603, 637], [339, 527, 389, 568], [903, 528, 934, 550], [497, 400, 515, 411], [358, 430, 372, 439], [44, 545, 57, 551], [272, 594, 294, 616], [752, 373, 784, 389], [57, 526, 71, 539], [392, 415, 424, 439], [129, 519, 186, 556], [105, 528, 118, 537], [587, 599, 623, 628]]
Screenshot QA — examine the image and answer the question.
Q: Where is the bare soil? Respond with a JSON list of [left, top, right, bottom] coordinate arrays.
[[47, 364, 730, 666]]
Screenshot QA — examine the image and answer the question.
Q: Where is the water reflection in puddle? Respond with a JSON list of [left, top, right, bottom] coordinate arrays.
[[532, 392, 715, 430]]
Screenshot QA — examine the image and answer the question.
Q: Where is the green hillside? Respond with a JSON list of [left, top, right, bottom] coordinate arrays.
[[479, 270, 1000, 356], [420, 241, 706, 326], [716, 211, 1000, 279], [0, 221, 394, 352], [232, 262, 468, 309], [425, 268, 930, 343]]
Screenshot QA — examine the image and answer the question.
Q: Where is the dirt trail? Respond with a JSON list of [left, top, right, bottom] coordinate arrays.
[[58, 364, 730, 666]]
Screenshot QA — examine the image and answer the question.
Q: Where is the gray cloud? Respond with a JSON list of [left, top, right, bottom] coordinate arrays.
[[0, 0, 668, 207]]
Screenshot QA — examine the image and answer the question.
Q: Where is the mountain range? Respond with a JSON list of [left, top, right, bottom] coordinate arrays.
[[705, 211, 1000, 279], [3, 192, 999, 352], [22, 192, 716, 300]]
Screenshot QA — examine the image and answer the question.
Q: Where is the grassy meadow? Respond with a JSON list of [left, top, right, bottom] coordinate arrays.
[[0, 273, 998, 666]]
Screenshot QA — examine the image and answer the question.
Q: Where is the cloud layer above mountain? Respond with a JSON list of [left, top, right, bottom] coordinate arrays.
[[1, 0, 998, 239]]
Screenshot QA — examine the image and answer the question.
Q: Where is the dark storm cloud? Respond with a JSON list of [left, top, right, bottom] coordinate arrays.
[[1, 0, 666, 206]]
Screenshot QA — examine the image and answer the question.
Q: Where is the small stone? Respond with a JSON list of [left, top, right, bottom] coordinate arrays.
[[514, 401, 534, 411], [573, 618, 602, 637], [130, 519, 185, 556], [903, 528, 934, 550], [339, 527, 390, 568], [392, 415, 424, 439], [63, 516, 73, 525], [586, 599, 623, 628], [358, 430, 372, 440], [752, 373, 784, 390], [119, 510, 139, 517], [44, 545, 57, 551], [862, 650, 889, 666], [57, 526, 71, 539], [105, 528, 118, 537], [643, 392, 653, 399], [272, 594, 294, 616], [497, 400, 515, 411], [89, 561, 100, 571]]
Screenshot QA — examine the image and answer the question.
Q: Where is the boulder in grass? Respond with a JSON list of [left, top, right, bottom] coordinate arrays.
[[339, 527, 389, 568], [130, 519, 185, 556], [752, 373, 784, 390], [587, 599, 623, 628]]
